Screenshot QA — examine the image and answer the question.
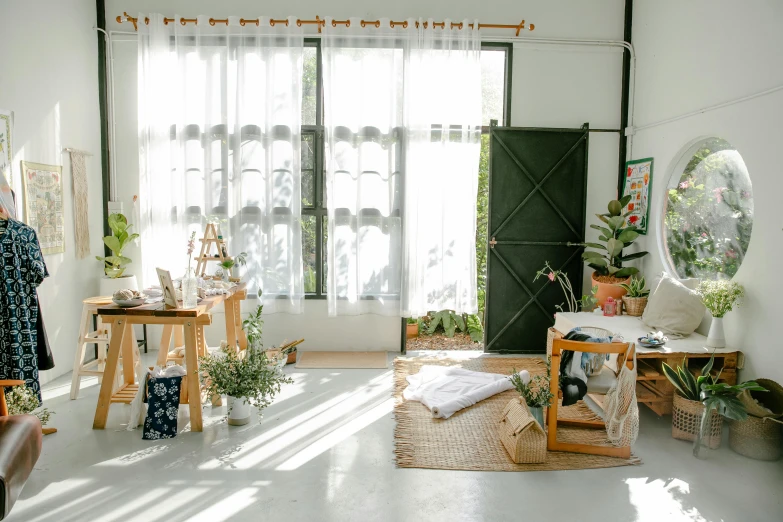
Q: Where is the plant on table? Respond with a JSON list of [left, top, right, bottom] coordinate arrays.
[[510, 357, 554, 409], [697, 280, 744, 318], [220, 251, 248, 272], [95, 213, 139, 278], [583, 196, 649, 279], [6, 384, 53, 426], [618, 275, 650, 298]]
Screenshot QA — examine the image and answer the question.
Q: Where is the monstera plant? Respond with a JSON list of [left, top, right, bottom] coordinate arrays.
[[96, 213, 139, 278]]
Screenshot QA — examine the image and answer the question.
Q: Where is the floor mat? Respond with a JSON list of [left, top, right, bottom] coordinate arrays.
[[295, 351, 388, 369]]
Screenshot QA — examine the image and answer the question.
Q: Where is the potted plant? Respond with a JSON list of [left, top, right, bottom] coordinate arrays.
[[242, 304, 264, 351], [582, 196, 648, 306], [7, 384, 53, 427], [220, 251, 248, 281], [697, 280, 744, 348], [662, 353, 763, 455], [406, 317, 419, 339], [618, 275, 650, 316], [199, 343, 292, 426], [510, 357, 554, 429], [96, 213, 140, 295]]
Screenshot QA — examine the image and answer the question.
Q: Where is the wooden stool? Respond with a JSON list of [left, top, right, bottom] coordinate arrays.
[[70, 297, 139, 400]]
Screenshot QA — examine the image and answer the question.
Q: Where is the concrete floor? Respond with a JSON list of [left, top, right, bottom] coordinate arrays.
[[10, 351, 783, 522]]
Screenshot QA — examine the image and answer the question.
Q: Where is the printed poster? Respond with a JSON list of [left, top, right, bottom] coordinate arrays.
[[621, 158, 653, 235], [21, 161, 65, 254]]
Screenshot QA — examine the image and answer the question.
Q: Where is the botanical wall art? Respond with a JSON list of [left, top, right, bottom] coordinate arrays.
[[0, 109, 13, 185], [621, 157, 653, 235], [21, 161, 65, 255]]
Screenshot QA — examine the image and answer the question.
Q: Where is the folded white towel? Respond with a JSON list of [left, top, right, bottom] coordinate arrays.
[[403, 365, 530, 419]]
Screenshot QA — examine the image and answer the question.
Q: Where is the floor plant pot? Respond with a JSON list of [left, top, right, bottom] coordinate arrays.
[[591, 273, 630, 308], [672, 393, 722, 449], [100, 274, 138, 296], [706, 317, 726, 348], [729, 416, 783, 461], [406, 323, 419, 340], [227, 396, 251, 426]]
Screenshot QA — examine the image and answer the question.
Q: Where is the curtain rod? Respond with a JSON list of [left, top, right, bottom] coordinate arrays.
[[116, 13, 535, 35]]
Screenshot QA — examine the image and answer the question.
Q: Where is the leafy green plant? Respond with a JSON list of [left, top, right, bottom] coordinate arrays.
[[702, 381, 766, 421], [534, 261, 577, 312], [662, 353, 719, 401], [580, 285, 599, 311], [510, 357, 554, 408], [96, 213, 139, 278], [618, 275, 650, 298], [6, 384, 52, 426], [426, 310, 465, 337], [220, 251, 248, 271], [198, 344, 292, 415], [697, 280, 744, 318], [582, 196, 648, 280], [466, 314, 484, 343], [242, 304, 264, 349], [406, 317, 418, 325]]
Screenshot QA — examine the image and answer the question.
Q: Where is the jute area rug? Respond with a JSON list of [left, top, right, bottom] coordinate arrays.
[[394, 355, 641, 471], [296, 351, 388, 369]]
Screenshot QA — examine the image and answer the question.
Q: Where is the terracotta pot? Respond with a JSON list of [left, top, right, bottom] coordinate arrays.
[[591, 272, 630, 307], [406, 323, 419, 340], [286, 351, 297, 365]]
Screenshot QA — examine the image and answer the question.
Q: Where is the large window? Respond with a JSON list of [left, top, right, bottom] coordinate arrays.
[[662, 137, 754, 280]]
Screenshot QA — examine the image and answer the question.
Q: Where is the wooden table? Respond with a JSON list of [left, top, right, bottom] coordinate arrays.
[[92, 283, 247, 432], [554, 312, 743, 415]]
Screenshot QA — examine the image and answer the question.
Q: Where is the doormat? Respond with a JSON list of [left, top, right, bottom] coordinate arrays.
[[295, 351, 388, 369], [394, 355, 641, 471]]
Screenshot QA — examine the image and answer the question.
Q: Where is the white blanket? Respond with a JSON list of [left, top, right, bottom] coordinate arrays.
[[403, 365, 530, 419]]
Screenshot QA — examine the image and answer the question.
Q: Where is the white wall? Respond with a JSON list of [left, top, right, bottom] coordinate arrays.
[[0, 0, 104, 383], [105, 0, 626, 350], [632, 0, 783, 383]]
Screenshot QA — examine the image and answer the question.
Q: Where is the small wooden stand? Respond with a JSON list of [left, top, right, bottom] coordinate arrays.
[[193, 223, 232, 277]]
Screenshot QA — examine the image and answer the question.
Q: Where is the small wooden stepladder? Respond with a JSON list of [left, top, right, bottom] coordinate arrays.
[[193, 223, 231, 277]]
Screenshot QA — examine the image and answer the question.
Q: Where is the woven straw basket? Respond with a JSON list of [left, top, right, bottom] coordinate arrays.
[[500, 398, 547, 464], [621, 296, 648, 317], [729, 416, 783, 461], [739, 378, 783, 419], [672, 394, 723, 449]]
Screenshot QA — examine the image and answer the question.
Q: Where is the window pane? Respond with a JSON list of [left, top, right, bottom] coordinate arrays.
[[302, 215, 317, 293], [303, 47, 318, 126], [481, 49, 506, 126], [322, 216, 328, 295], [301, 133, 315, 207], [664, 137, 754, 280]]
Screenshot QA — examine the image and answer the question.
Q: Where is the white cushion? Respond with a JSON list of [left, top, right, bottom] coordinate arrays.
[[642, 272, 705, 337]]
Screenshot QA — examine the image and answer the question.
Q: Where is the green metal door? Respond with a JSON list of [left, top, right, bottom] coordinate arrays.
[[484, 125, 589, 353]]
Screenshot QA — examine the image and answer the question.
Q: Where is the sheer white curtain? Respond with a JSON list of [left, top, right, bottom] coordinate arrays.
[[402, 19, 482, 317], [322, 18, 414, 316], [138, 14, 304, 313]]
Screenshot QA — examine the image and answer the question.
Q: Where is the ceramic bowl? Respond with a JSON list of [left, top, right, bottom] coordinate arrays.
[[113, 297, 146, 308]]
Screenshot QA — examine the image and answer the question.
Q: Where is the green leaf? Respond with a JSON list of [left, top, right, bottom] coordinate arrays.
[[590, 224, 612, 236], [607, 216, 625, 231], [596, 214, 610, 225], [614, 267, 639, 278], [679, 363, 699, 399], [607, 265, 620, 275], [617, 229, 639, 243], [584, 242, 607, 250], [453, 313, 466, 332], [606, 238, 623, 256], [662, 363, 689, 398], [701, 352, 716, 378], [618, 195, 632, 207], [103, 236, 121, 254], [442, 312, 455, 337], [582, 251, 605, 260], [617, 251, 648, 262]]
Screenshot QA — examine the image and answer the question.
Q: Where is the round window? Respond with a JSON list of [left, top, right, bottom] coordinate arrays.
[[662, 137, 753, 280]]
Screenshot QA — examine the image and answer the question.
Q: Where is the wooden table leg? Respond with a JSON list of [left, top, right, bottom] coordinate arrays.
[[184, 321, 203, 432], [224, 296, 238, 349], [93, 318, 127, 429], [174, 325, 184, 349], [121, 322, 136, 385], [157, 324, 173, 366], [235, 299, 247, 350]]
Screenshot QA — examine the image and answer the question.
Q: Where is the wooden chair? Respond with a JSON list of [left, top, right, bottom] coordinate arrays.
[[547, 336, 635, 459]]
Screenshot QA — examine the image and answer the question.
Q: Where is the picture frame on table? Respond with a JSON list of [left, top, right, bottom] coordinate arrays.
[[156, 268, 179, 309]]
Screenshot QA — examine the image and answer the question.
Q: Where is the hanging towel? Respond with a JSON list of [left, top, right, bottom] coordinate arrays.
[[403, 365, 530, 419]]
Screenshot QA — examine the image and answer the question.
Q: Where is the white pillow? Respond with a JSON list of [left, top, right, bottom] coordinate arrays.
[[642, 272, 705, 338]]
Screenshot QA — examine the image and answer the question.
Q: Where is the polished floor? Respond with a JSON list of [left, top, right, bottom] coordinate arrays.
[[11, 351, 783, 522]]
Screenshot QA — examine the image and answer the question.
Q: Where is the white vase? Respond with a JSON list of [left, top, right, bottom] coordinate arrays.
[[227, 396, 251, 426], [100, 274, 138, 296], [706, 316, 726, 348]]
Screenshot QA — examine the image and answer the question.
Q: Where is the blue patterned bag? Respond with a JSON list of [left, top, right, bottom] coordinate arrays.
[[142, 375, 182, 440]]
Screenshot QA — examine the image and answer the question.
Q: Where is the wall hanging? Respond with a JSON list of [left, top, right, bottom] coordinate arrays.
[[64, 149, 91, 258], [0, 109, 13, 188], [622, 157, 653, 235], [20, 161, 64, 254]]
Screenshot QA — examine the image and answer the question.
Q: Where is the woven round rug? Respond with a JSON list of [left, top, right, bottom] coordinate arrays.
[[394, 355, 641, 471]]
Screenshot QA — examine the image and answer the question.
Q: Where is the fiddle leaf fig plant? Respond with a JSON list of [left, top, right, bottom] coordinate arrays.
[[583, 196, 649, 280], [96, 213, 139, 278]]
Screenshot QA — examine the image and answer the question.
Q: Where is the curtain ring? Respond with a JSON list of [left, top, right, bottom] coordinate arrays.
[[374, 21, 380, 28], [332, 20, 337, 27], [403, 21, 408, 28], [270, 19, 276, 26], [240, 18, 246, 26], [346, 20, 351, 27], [361, 20, 366, 28], [209, 18, 215, 26], [285, 19, 290, 27], [297, 19, 303, 27], [180, 18, 186, 26]]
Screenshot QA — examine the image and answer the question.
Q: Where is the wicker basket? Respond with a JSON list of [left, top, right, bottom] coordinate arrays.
[[739, 378, 783, 419], [672, 393, 723, 449], [729, 416, 783, 461], [499, 398, 547, 464], [621, 296, 648, 317]]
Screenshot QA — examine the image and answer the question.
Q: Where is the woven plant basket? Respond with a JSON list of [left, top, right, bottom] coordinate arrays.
[[672, 393, 722, 449], [621, 296, 648, 317], [729, 416, 783, 461], [499, 398, 547, 464], [739, 378, 783, 419]]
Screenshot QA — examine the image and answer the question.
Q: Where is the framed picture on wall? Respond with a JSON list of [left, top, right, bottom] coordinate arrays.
[[621, 157, 654, 235], [21, 160, 65, 254]]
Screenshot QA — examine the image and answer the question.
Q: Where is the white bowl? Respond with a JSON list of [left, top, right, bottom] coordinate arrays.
[[113, 297, 146, 308]]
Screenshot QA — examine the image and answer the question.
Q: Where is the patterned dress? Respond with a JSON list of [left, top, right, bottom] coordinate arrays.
[[0, 219, 48, 402]]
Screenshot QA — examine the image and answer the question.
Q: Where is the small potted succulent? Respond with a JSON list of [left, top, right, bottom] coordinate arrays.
[[582, 196, 648, 306], [510, 357, 554, 429], [96, 213, 140, 295], [618, 275, 650, 316]]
